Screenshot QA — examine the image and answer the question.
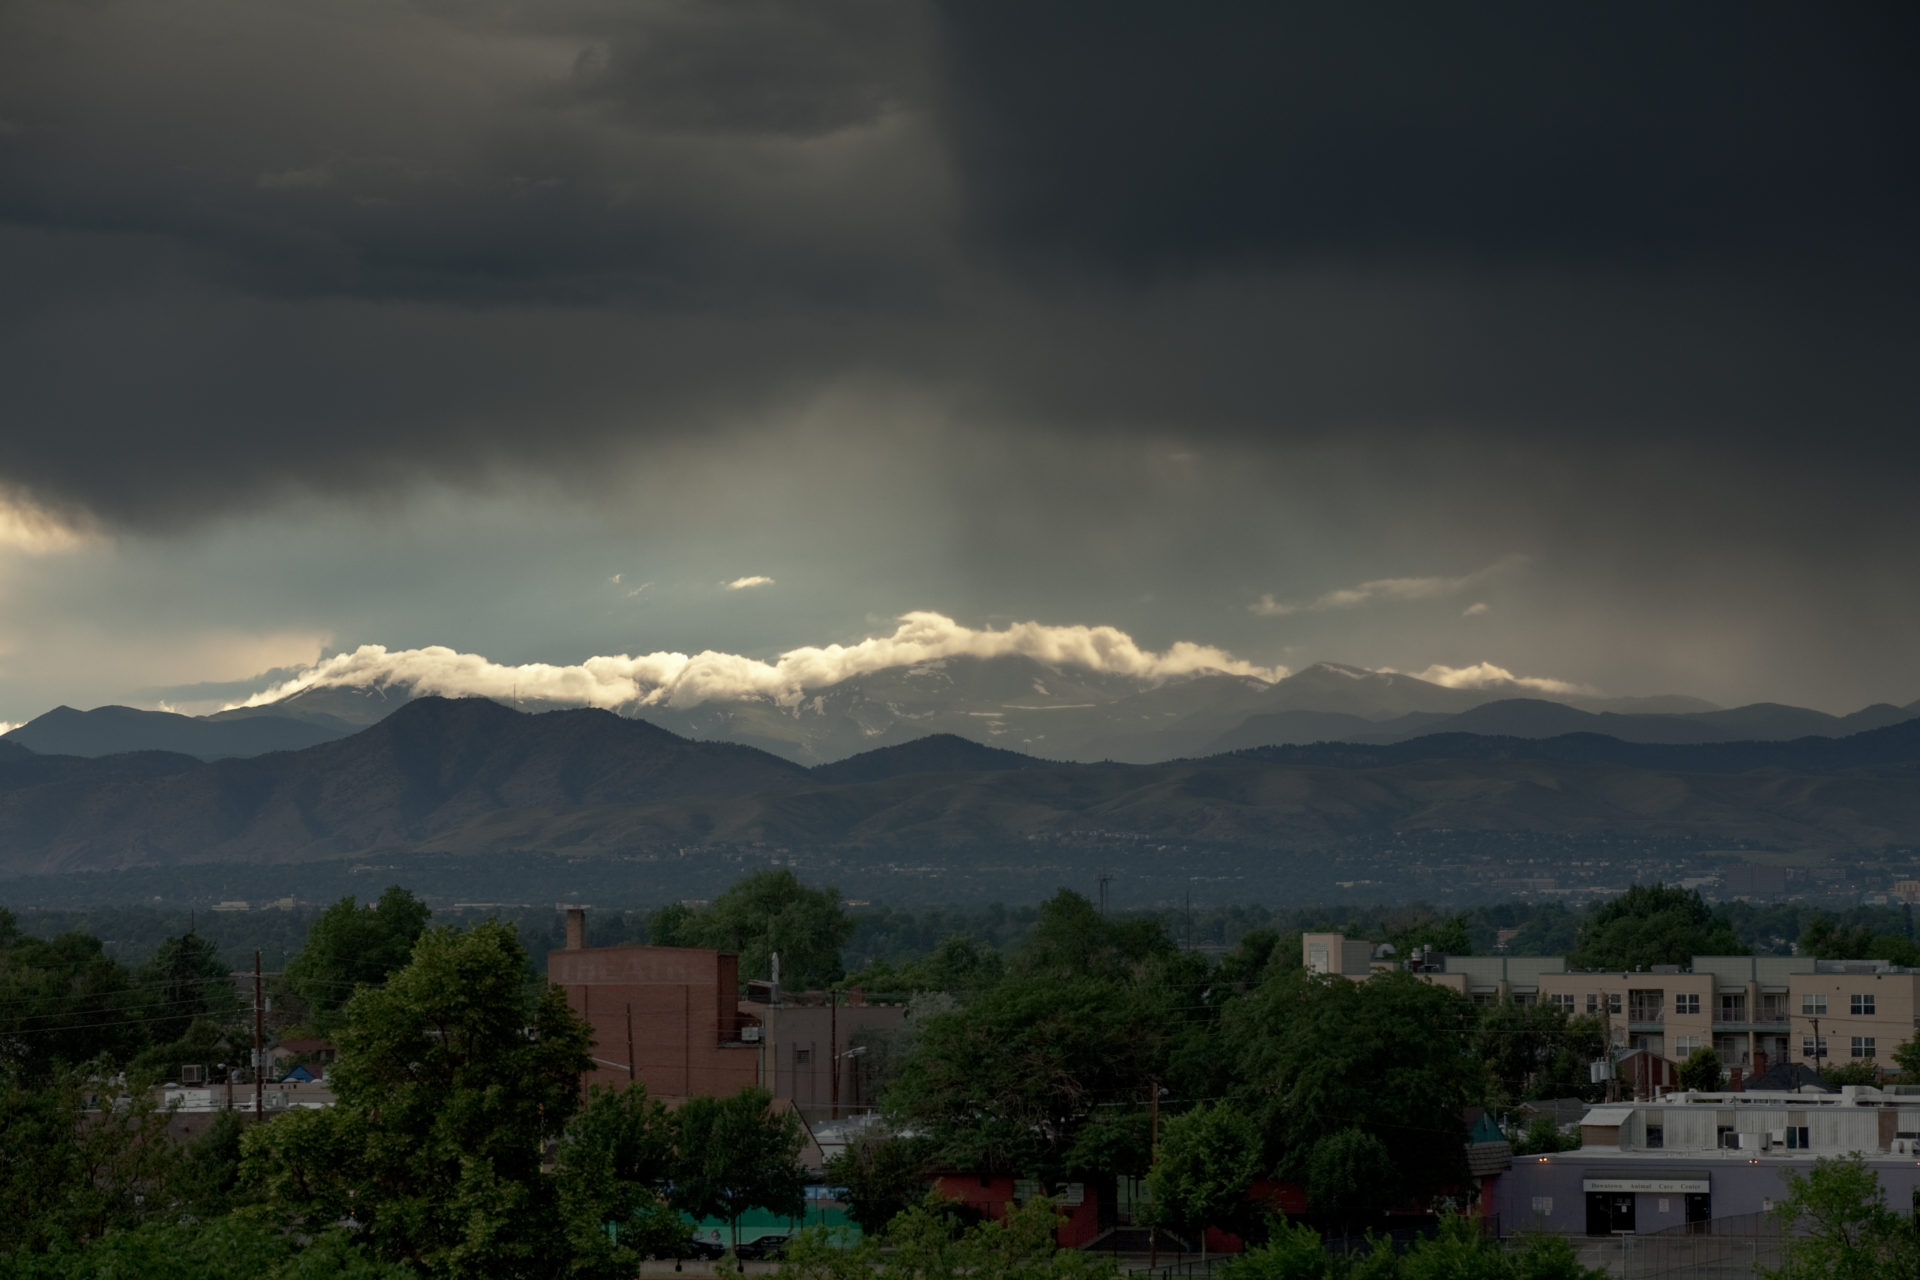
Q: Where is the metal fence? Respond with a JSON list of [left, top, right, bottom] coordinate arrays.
[[1120, 1213, 1792, 1280], [1120, 1254, 1233, 1280], [1582, 1211, 1788, 1280]]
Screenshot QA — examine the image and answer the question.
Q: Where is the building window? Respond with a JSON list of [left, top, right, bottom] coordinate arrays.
[[1586, 993, 1599, 1013], [1803, 993, 1828, 1015], [1719, 993, 1746, 1022], [1852, 994, 1876, 1016], [1675, 1035, 1702, 1057], [1549, 993, 1576, 1012], [1802, 1036, 1828, 1058], [1608, 993, 1622, 1015], [793, 1048, 812, 1066], [1645, 1124, 1664, 1149], [1853, 1037, 1877, 1059], [1674, 993, 1700, 1015]]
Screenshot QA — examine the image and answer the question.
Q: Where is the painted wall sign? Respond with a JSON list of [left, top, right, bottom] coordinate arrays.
[[1582, 1178, 1709, 1194]]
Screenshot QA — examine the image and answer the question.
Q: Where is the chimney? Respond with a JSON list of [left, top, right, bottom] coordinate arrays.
[[565, 907, 587, 951]]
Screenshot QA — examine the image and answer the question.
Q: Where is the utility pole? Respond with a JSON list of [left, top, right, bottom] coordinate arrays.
[[1812, 1015, 1823, 1080], [1098, 873, 1112, 916], [626, 1004, 635, 1084], [1148, 1080, 1161, 1269], [253, 950, 264, 1122], [1601, 999, 1620, 1103], [829, 988, 839, 1121]]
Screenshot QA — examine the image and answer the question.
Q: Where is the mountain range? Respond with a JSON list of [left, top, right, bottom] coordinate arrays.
[[2, 695, 1919, 882], [8, 657, 1914, 766]]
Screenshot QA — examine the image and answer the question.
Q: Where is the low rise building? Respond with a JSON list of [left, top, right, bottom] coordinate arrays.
[[1496, 1085, 1920, 1234], [548, 909, 761, 1098], [547, 908, 908, 1111], [1308, 935, 1920, 1075]]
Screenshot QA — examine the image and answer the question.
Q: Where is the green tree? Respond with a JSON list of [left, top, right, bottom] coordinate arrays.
[[282, 887, 430, 1030], [1217, 1215, 1603, 1280], [1824, 1060, 1881, 1087], [885, 974, 1167, 1182], [1511, 1114, 1578, 1157], [243, 918, 594, 1279], [660, 870, 852, 992], [1764, 1155, 1920, 1280], [1677, 1046, 1724, 1092], [885, 896, 1214, 1186], [1306, 1128, 1401, 1236], [0, 1217, 409, 1280], [554, 1084, 689, 1276], [1567, 883, 1742, 971], [0, 915, 148, 1078], [671, 1086, 808, 1252], [1383, 912, 1471, 959], [1145, 1102, 1263, 1249], [1893, 1032, 1920, 1083], [823, 1132, 932, 1236], [1214, 1217, 1342, 1280], [1402, 1215, 1605, 1280], [1478, 1000, 1598, 1107], [164, 1107, 255, 1221], [1227, 970, 1481, 1205], [797, 1194, 1116, 1280], [1016, 891, 1172, 982], [0, 1065, 181, 1256], [1801, 916, 1877, 960], [135, 930, 241, 1046], [849, 936, 1006, 1001], [1212, 929, 1287, 994]]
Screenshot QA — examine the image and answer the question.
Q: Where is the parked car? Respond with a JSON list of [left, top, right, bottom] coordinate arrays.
[[677, 1232, 726, 1261], [735, 1234, 790, 1262]]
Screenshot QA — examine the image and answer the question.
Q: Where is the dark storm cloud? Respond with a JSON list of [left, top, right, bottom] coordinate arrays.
[[562, 0, 926, 136], [0, 0, 1916, 542], [933, 2, 1920, 271]]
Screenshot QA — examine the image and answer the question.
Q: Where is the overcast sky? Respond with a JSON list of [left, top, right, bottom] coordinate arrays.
[[1, 0, 1916, 725]]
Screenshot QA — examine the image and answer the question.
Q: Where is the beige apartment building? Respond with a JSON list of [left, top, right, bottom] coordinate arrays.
[[1303, 933, 1920, 1075]]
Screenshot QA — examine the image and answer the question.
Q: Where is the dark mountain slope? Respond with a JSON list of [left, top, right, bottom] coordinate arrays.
[[1229, 716, 1920, 774], [3, 704, 354, 759], [1204, 709, 1436, 753], [0, 739, 33, 764], [0, 698, 807, 874], [6, 701, 1920, 877], [419, 752, 1920, 860], [810, 733, 1053, 785]]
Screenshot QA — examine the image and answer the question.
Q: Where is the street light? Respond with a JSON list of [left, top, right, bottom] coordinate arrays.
[[831, 1045, 866, 1120]]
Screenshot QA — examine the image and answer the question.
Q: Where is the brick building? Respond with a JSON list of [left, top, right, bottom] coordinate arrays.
[[751, 995, 908, 1122], [548, 909, 762, 1098], [547, 909, 909, 1112]]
